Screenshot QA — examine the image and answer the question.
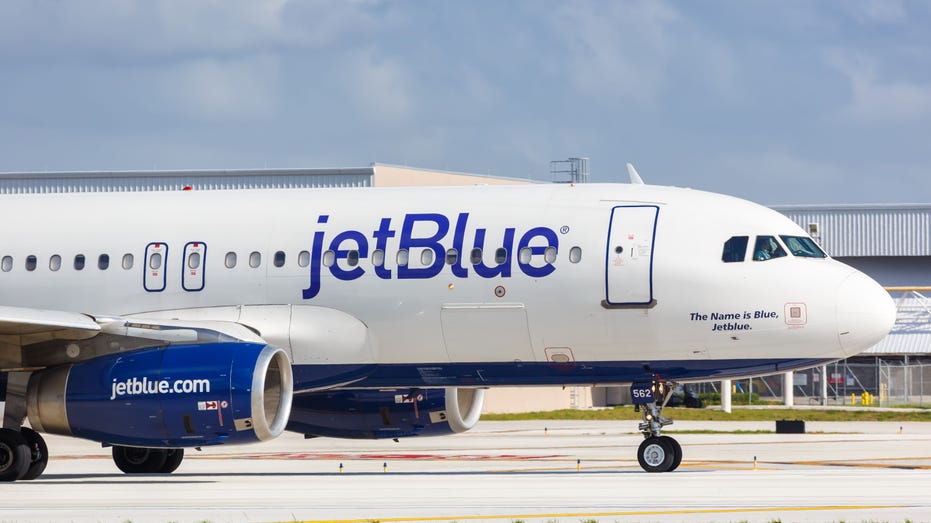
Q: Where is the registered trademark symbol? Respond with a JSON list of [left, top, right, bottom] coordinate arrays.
[[560, 226, 570, 234]]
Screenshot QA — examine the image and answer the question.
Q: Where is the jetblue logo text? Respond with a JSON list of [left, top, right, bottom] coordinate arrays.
[[110, 377, 211, 400], [303, 213, 559, 299]]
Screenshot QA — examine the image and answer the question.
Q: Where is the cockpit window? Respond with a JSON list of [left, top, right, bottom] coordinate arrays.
[[780, 235, 827, 258], [753, 236, 787, 261], [722, 236, 749, 263]]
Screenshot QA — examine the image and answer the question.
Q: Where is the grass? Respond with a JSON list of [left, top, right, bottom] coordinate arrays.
[[482, 406, 931, 422]]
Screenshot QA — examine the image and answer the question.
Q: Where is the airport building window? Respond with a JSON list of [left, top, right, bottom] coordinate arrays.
[[544, 246, 557, 264], [569, 246, 582, 263], [1, 256, 11, 272], [722, 236, 749, 263], [397, 249, 409, 267], [753, 236, 787, 261], [74, 254, 86, 271], [122, 253, 134, 270], [98, 254, 110, 270], [371, 249, 385, 267], [298, 250, 310, 268], [49, 255, 61, 272], [780, 236, 827, 258], [347, 250, 360, 267], [494, 248, 508, 264], [470, 248, 482, 264], [149, 253, 162, 270], [273, 251, 286, 268], [188, 252, 201, 270], [249, 251, 261, 268], [322, 250, 335, 267], [25, 255, 37, 272], [420, 249, 434, 267], [446, 248, 458, 265]]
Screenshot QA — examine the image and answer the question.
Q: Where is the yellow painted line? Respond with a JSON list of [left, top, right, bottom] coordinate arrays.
[[287, 504, 905, 523]]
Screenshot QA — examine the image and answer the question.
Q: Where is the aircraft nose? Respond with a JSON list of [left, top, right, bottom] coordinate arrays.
[[836, 271, 896, 356]]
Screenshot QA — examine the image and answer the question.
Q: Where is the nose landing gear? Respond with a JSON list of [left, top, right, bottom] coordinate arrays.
[[632, 380, 681, 472]]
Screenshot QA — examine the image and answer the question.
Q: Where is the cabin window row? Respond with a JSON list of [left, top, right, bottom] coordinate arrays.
[[1, 253, 134, 272], [1, 246, 585, 273]]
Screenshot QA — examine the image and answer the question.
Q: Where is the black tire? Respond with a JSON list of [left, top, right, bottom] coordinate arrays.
[[112, 446, 168, 474], [19, 428, 48, 480], [0, 428, 31, 481], [660, 435, 682, 472], [160, 449, 184, 474], [637, 436, 674, 473]]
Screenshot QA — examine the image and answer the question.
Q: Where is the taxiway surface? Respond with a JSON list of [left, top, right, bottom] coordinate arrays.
[[2, 420, 930, 523]]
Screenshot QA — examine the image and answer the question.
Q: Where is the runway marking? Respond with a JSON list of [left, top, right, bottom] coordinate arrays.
[[289, 504, 905, 523]]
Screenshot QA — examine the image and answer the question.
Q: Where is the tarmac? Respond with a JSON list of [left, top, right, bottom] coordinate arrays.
[[1, 419, 931, 523]]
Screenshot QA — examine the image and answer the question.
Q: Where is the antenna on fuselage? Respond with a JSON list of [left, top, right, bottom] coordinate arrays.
[[626, 163, 645, 185]]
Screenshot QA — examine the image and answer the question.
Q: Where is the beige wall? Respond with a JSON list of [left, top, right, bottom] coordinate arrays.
[[373, 164, 536, 187]]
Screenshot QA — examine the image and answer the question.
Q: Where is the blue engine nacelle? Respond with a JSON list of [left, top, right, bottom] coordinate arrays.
[[26, 342, 293, 448], [286, 387, 485, 439]]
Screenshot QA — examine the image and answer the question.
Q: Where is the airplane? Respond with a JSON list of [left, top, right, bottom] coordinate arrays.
[[0, 172, 896, 480]]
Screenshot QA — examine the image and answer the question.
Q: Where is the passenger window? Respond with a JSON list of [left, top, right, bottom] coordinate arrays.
[[225, 252, 237, 268], [446, 248, 458, 265], [569, 246, 582, 263], [371, 249, 385, 267], [722, 236, 749, 263], [1, 256, 11, 272], [298, 250, 310, 268], [753, 236, 787, 261], [74, 254, 86, 271], [273, 251, 285, 268], [98, 254, 109, 270], [188, 252, 201, 269], [347, 250, 360, 267], [494, 248, 507, 264], [49, 255, 61, 271], [149, 253, 162, 270], [780, 235, 827, 258], [469, 248, 482, 264], [544, 246, 557, 264], [25, 255, 37, 272], [397, 249, 409, 267], [420, 249, 434, 266], [518, 247, 532, 264], [122, 253, 134, 270], [322, 250, 335, 267], [249, 251, 261, 268]]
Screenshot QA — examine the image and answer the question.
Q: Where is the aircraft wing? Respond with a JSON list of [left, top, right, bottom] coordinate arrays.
[[0, 305, 266, 372]]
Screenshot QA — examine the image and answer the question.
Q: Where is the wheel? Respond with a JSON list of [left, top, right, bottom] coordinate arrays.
[[160, 449, 184, 473], [660, 435, 682, 471], [112, 446, 168, 474], [637, 436, 674, 473], [0, 428, 31, 481], [19, 427, 49, 480]]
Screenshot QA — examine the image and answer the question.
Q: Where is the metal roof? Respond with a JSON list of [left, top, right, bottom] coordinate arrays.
[[772, 204, 931, 257], [860, 294, 931, 355], [0, 167, 374, 193]]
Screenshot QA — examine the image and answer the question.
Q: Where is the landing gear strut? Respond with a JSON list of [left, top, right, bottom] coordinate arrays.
[[632, 380, 682, 472]]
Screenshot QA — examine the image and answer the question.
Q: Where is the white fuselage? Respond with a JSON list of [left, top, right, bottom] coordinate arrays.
[[0, 183, 895, 388]]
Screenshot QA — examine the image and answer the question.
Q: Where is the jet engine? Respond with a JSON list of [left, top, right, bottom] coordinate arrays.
[[26, 342, 293, 448], [287, 387, 485, 439]]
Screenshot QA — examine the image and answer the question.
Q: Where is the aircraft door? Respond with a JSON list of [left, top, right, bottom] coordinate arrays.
[[605, 205, 658, 307], [144, 242, 168, 292], [182, 242, 206, 292]]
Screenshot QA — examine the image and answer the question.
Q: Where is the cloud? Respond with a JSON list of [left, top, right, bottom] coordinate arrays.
[[826, 50, 931, 123], [847, 0, 908, 25], [159, 55, 281, 121]]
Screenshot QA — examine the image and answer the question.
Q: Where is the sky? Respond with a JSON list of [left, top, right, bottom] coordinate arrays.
[[1, 0, 930, 205]]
